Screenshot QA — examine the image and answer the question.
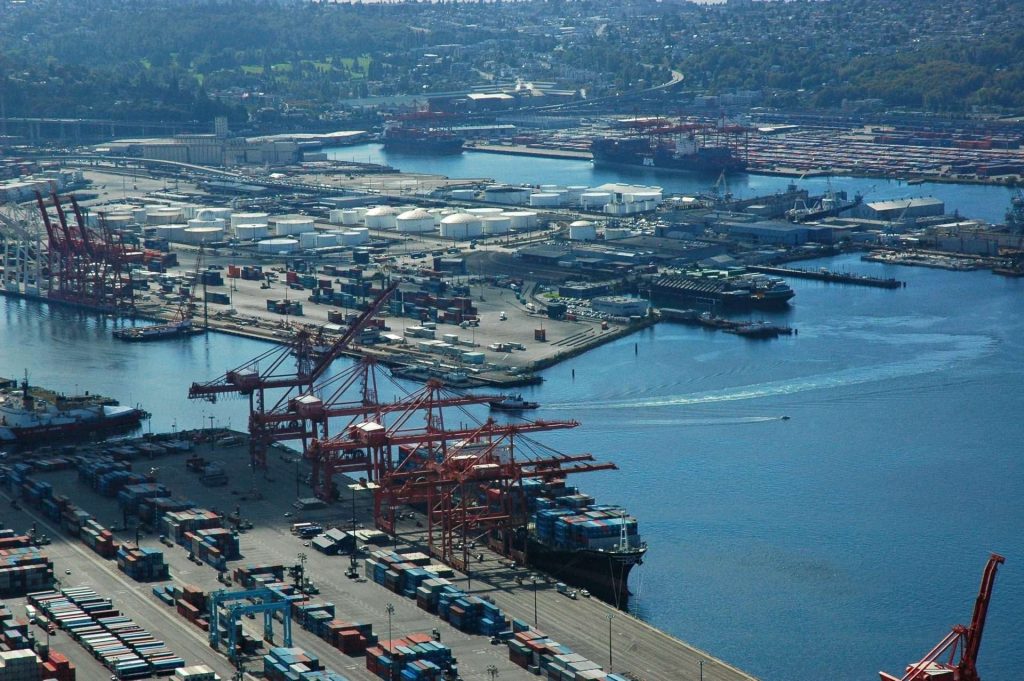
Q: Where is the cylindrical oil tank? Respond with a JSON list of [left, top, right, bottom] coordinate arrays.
[[154, 224, 188, 242], [439, 213, 483, 240], [299, 232, 319, 249], [231, 212, 269, 229], [197, 207, 232, 222], [99, 213, 134, 230], [257, 238, 299, 254], [364, 206, 400, 229], [131, 207, 148, 224], [483, 186, 532, 205], [333, 231, 361, 246], [564, 185, 589, 203], [187, 217, 227, 231], [315, 233, 338, 248], [503, 211, 538, 230], [146, 207, 183, 225], [346, 227, 368, 245], [569, 220, 597, 241], [466, 207, 504, 218], [580, 192, 612, 209], [449, 189, 476, 201], [603, 227, 631, 240], [273, 217, 315, 236], [481, 215, 512, 235], [235, 224, 269, 240], [395, 208, 435, 233], [529, 193, 561, 208], [182, 226, 224, 244]]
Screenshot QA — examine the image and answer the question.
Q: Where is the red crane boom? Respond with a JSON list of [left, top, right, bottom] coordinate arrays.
[[880, 553, 1005, 681]]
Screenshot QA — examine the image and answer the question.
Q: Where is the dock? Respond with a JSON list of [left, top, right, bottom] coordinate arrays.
[[747, 265, 905, 289], [659, 308, 795, 339]]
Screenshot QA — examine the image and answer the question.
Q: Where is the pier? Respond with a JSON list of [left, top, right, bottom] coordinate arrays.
[[748, 265, 905, 289]]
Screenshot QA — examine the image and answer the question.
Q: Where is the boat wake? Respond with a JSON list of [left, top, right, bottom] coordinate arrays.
[[548, 333, 995, 411]]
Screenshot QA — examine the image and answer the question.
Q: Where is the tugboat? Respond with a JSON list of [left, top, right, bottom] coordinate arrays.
[[488, 394, 540, 411]]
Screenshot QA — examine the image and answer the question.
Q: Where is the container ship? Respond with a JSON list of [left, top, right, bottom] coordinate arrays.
[[0, 375, 146, 443], [591, 130, 746, 174], [652, 272, 794, 311], [381, 125, 464, 155], [503, 481, 645, 608]]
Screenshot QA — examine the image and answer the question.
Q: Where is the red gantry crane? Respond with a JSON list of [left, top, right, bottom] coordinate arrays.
[[188, 281, 398, 468], [880, 553, 1005, 681], [35, 191, 138, 311]]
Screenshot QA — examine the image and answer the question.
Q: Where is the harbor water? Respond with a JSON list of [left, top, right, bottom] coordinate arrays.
[[327, 142, 1019, 225], [4, 151, 1023, 680]]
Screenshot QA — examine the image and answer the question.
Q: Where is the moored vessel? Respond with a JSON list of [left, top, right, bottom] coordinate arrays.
[[652, 272, 795, 311], [591, 121, 747, 174], [0, 374, 146, 443]]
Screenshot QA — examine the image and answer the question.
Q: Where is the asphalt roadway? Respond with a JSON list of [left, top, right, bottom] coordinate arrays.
[[5, 437, 758, 681]]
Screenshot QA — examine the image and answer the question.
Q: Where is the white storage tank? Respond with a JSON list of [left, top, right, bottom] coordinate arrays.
[[364, 206, 400, 229], [481, 215, 512, 235], [197, 207, 232, 222], [347, 227, 369, 244], [147, 207, 183, 225], [565, 185, 589, 203], [580, 192, 613, 210], [603, 227, 631, 240], [315, 233, 338, 248], [569, 220, 598, 241], [231, 212, 269, 229], [466, 207, 504, 217], [154, 224, 188, 242], [187, 217, 227, 231], [131, 207, 148, 224], [329, 209, 345, 225], [439, 213, 483, 240], [627, 190, 663, 204], [182, 226, 224, 244], [530, 193, 561, 208], [273, 217, 315, 236], [299, 232, 319, 249], [257, 238, 299, 254], [483, 186, 532, 205], [235, 224, 270, 241], [450, 189, 476, 201], [334, 230, 364, 246], [99, 213, 134, 230], [395, 208, 436, 233], [503, 211, 538, 230]]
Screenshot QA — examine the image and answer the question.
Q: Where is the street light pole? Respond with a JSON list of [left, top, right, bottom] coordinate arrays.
[[385, 603, 395, 681], [531, 577, 538, 627], [608, 613, 614, 672]]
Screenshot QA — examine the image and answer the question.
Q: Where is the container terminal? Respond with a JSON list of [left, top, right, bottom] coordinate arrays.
[[0, 426, 759, 681]]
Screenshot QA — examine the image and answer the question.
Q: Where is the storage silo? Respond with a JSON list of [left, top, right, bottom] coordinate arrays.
[[364, 206, 400, 229], [481, 215, 512, 235], [235, 224, 270, 241], [439, 213, 483, 240], [346, 227, 369, 245], [565, 186, 589, 203], [395, 208, 435, 233], [257, 238, 299, 254], [569, 220, 598, 241], [450, 189, 476, 201]]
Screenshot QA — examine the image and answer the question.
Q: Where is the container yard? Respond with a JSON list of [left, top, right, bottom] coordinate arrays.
[[0, 432, 758, 681]]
